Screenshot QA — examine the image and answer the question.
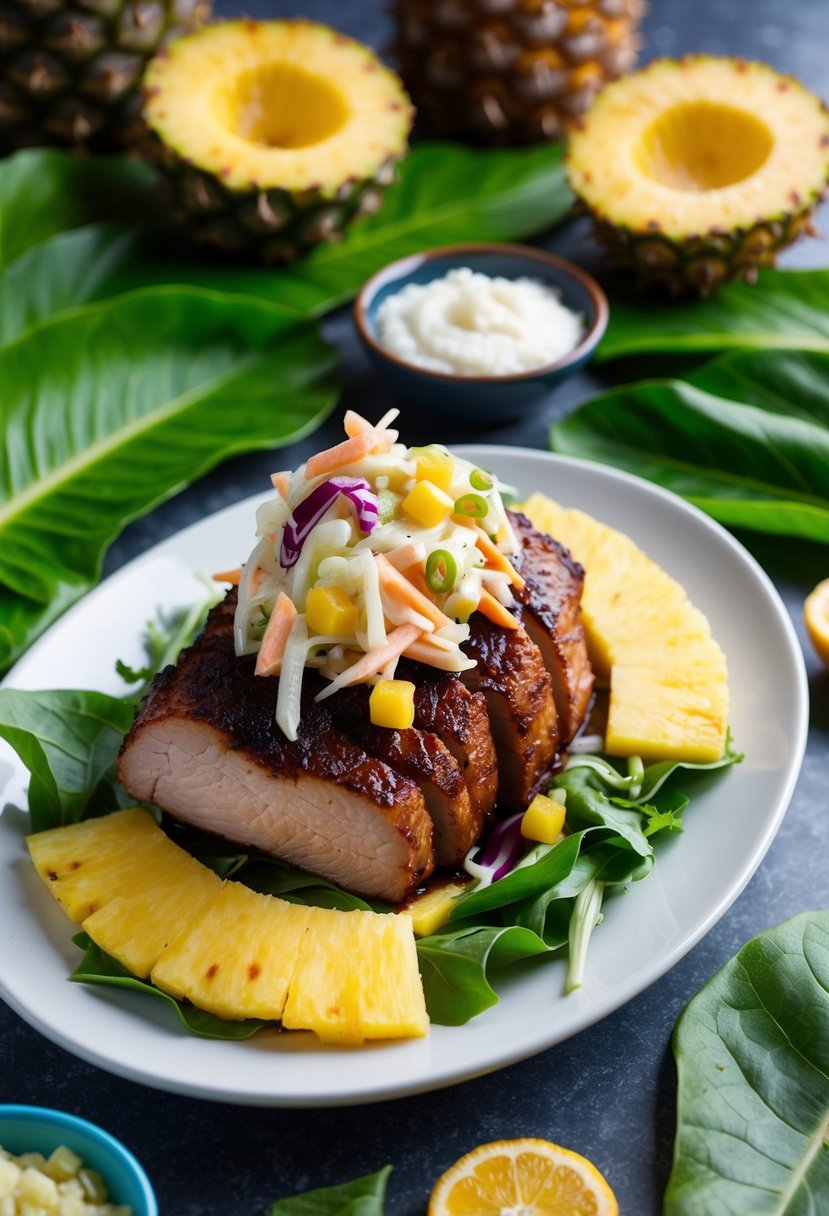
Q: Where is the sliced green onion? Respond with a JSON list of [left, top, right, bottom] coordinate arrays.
[[454, 492, 488, 519], [425, 549, 458, 594], [469, 468, 494, 491]]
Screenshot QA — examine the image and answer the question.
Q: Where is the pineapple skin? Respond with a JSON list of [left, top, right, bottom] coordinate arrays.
[[142, 20, 414, 263], [392, 0, 645, 146], [0, 0, 210, 153], [567, 56, 829, 297]]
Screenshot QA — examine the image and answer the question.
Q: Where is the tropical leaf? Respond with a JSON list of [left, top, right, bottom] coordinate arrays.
[[266, 1167, 392, 1216], [0, 148, 158, 269], [550, 350, 829, 542], [599, 268, 829, 361], [666, 911, 829, 1215], [0, 290, 338, 671]]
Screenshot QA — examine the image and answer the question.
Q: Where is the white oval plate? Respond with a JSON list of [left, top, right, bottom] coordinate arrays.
[[0, 449, 808, 1107]]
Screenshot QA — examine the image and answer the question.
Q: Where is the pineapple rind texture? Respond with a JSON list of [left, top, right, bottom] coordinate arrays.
[[0, 0, 210, 151], [28, 809, 429, 1042], [516, 492, 729, 763], [566, 55, 829, 296], [392, 0, 645, 145], [142, 20, 414, 262]]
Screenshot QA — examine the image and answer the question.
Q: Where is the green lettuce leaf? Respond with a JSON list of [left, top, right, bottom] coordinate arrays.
[[666, 911, 829, 1215], [0, 290, 338, 672], [599, 268, 829, 361], [550, 351, 829, 542], [0, 688, 136, 831], [266, 1167, 392, 1216]]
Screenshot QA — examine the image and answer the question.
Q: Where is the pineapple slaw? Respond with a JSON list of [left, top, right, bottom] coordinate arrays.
[[231, 410, 524, 740]]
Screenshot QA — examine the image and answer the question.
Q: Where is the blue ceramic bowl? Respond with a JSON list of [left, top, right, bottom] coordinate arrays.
[[0, 1106, 158, 1215], [354, 243, 608, 426]]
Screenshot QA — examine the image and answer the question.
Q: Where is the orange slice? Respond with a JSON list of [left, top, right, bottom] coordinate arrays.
[[804, 579, 829, 667], [428, 1138, 618, 1216]]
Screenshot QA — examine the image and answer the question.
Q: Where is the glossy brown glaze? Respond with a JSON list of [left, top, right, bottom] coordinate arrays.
[[509, 510, 595, 744]]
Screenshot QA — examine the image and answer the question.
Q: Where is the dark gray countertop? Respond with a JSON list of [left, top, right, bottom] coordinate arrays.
[[2, 2, 828, 1213]]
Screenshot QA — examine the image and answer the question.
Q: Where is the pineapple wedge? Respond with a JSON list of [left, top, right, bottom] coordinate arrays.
[[28, 809, 429, 1043], [26, 808, 168, 922], [151, 882, 312, 1021], [282, 906, 429, 1045], [517, 492, 729, 763]]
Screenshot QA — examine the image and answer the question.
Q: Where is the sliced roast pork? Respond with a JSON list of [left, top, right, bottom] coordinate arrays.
[[509, 510, 594, 745], [461, 615, 560, 811], [118, 595, 434, 903], [330, 682, 488, 867]]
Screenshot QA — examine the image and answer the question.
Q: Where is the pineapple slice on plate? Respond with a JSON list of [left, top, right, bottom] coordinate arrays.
[[82, 851, 221, 978], [26, 807, 168, 922], [392, 0, 644, 145], [151, 882, 311, 1021], [282, 906, 429, 1045], [517, 492, 729, 763]]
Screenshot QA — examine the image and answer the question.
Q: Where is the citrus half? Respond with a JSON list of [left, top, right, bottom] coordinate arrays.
[[804, 579, 829, 667], [427, 1138, 618, 1216]]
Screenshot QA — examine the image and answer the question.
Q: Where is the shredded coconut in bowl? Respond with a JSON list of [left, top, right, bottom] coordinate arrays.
[[375, 266, 585, 376]]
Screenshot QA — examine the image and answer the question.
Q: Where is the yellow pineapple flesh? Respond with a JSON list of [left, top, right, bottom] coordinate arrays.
[[517, 492, 729, 762], [26, 807, 168, 922], [151, 882, 312, 1021], [281, 906, 428, 1045], [82, 851, 221, 978]]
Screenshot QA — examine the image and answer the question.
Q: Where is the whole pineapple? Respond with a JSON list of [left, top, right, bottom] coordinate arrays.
[[0, 0, 209, 153], [393, 0, 645, 145]]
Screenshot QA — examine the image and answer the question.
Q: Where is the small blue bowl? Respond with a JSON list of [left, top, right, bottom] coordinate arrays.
[[0, 1106, 158, 1215], [354, 242, 608, 426]]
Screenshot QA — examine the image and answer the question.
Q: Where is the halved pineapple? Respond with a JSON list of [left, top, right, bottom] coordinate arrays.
[[517, 492, 729, 762], [142, 20, 414, 260], [282, 906, 428, 1045], [151, 882, 312, 1020], [26, 807, 167, 922]]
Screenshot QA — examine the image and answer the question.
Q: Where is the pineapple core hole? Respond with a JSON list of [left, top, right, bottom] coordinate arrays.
[[637, 101, 773, 191], [225, 64, 349, 149]]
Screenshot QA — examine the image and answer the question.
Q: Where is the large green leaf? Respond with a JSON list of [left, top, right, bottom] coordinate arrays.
[[0, 148, 159, 269], [550, 350, 829, 542], [0, 289, 338, 671], [0, 142, 573, 326], [266, 1167, 392, 1216], [666, 911, 829, 1215], [599, 268, 829, 361]]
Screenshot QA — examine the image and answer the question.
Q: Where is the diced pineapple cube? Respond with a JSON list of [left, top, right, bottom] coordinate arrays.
[[415, 454, 454, 493], [369, 679, 415, 729], [18, 1166, 58, 1207], [46, 1147, 82, 1184], [282, 907, 428, 1044], [151, 882, 312, 1020], [401, 480, 454, 528], [521, 792, 566, 844], [407, 879, 471, 937], [306, 585, 357, 636], [0, 1156, 21, 1193]]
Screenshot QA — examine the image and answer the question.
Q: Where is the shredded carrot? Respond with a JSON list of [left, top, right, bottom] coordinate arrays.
[[255, 593, 298, 677], [270, 471, 291, 499], [376, 553, 453, 631], [384, 541, 424, 573], [475, 528, 525, 590], [317, 623, 422, 697], [343, 410, 375, 438], [304, 430, 396, 480], [403, 635, 471, 671], [477, 588, 520, 631], [211, 567, 242, 586]]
